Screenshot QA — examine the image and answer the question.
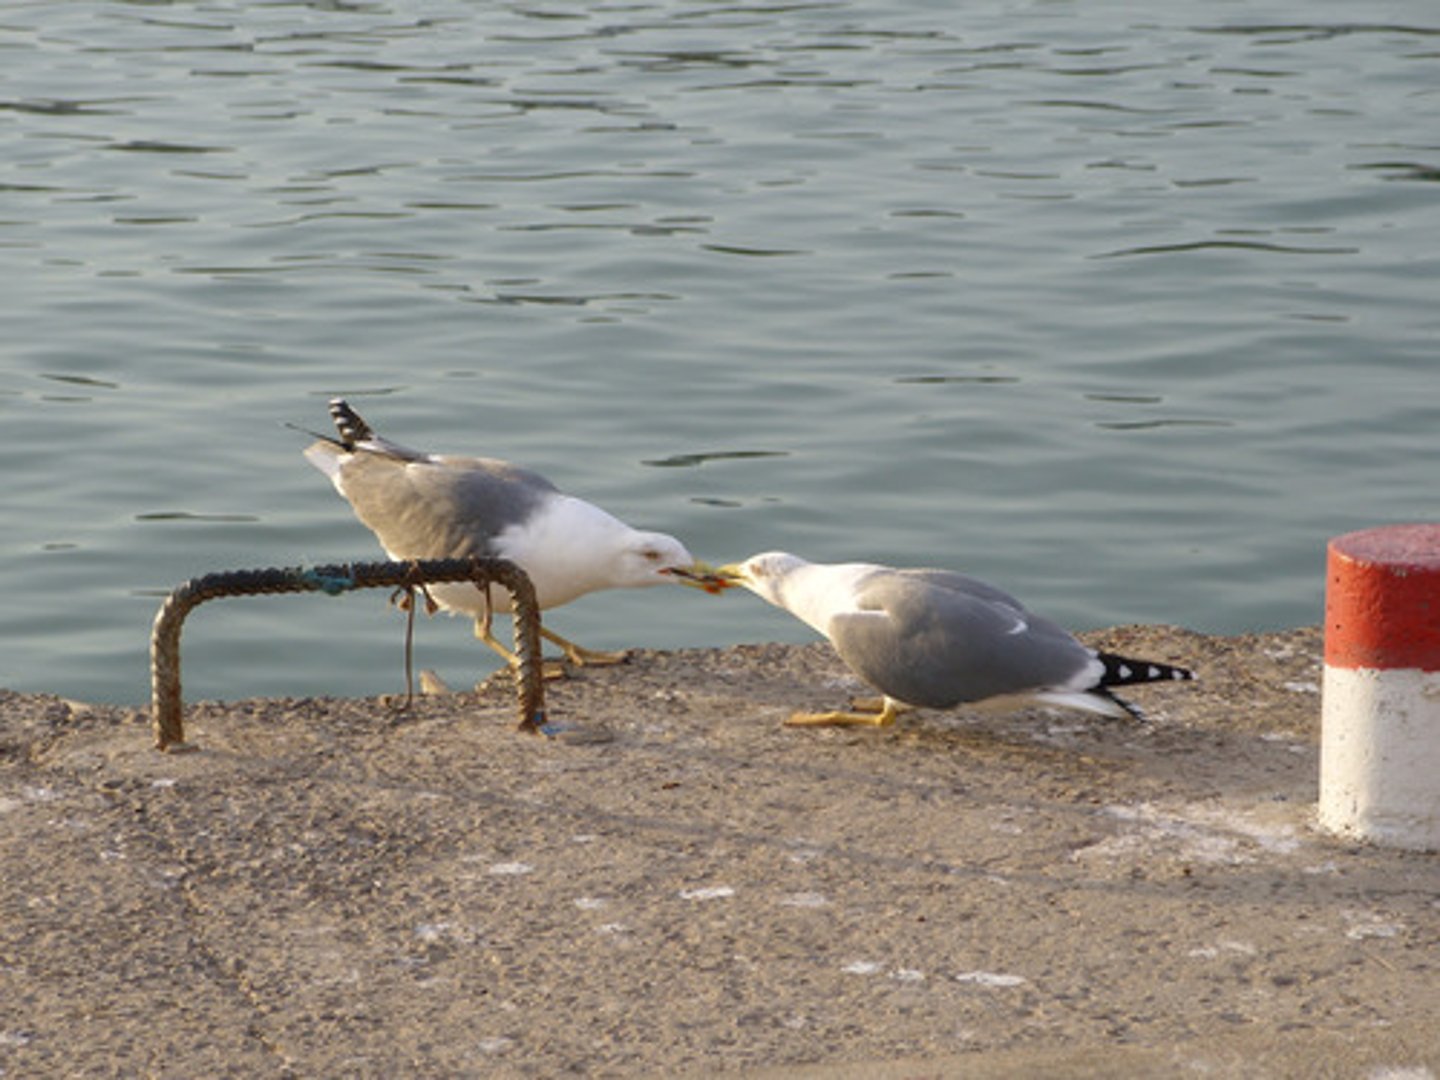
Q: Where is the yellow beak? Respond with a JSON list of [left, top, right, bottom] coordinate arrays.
[[663, 560, 737, 594]]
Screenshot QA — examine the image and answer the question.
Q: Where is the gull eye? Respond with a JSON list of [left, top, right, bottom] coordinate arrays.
[[641, 549, 661, 562]]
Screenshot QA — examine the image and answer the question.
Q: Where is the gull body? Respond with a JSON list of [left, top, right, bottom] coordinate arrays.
[[719, 551, 1193, 726], [303, 399, 698, 666]]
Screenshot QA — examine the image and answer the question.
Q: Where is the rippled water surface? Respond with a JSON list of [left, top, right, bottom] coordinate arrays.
[[3, 2, 1437, 704]]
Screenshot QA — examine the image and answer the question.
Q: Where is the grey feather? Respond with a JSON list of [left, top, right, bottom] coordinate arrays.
[[830, 569, 1098, 709]]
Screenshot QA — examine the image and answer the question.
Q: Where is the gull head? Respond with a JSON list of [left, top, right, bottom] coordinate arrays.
[[615, 531, 705, 590], [712, 551, 810, 605]]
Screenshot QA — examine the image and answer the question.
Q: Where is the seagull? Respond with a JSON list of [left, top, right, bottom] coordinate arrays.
[[303, 398, 707, 670], [710, 551, 1193, 726]]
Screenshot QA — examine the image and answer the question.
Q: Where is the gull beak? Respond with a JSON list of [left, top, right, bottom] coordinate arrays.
[[663, 561, 736, 594]]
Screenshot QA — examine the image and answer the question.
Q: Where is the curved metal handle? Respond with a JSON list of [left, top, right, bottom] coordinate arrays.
[[150, 557, 545, 750]]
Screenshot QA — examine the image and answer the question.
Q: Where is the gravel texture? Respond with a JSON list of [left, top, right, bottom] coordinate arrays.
[[2, 625, 1437, 1077]]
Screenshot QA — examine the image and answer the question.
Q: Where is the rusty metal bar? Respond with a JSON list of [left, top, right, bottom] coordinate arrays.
[[150, 557, 546, 750]]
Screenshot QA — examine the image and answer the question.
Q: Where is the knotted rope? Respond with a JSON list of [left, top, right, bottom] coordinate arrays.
[[150, 557, 545, 750]]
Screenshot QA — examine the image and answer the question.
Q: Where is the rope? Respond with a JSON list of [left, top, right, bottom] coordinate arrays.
[[150, 557, 546, 750]]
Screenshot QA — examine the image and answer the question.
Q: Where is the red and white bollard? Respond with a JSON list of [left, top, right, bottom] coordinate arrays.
[[1320, 524, 1440, 851]]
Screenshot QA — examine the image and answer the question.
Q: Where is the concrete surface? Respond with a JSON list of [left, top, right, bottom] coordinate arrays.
[[2, 624, 1437, 1077]]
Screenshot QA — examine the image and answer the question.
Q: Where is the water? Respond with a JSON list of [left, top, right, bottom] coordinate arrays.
[[3, 1, 1437, 706]]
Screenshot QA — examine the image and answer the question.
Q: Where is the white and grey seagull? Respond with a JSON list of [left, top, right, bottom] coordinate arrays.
[[303, 398, 709, 671], [708, 551, 1193, 726]]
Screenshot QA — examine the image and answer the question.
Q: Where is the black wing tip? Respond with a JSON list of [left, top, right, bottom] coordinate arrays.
[[283, 418, 341, 446], [327, 398, 373, 448], [1096, 651, 1195, 689]]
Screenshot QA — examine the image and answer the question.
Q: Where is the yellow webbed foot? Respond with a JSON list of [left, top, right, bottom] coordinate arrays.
[[541, 627, 631, 668], [475, 619, 624, 677], [784, 699, 904, 728]]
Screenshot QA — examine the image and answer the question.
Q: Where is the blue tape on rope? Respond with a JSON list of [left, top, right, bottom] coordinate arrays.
[[298, 568, 357, 596]]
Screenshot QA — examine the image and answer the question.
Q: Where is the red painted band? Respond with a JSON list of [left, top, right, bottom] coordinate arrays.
[[1325, 524, 1440, 672]]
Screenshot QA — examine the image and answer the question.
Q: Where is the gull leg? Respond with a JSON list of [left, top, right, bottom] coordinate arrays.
[[473, 609, 518, 665], [474, 616, 567, 680], [785, 698, 905, 728], [540, 626, 631, 667], [470, 579, 623, 671], [848, 695, 914, 717]]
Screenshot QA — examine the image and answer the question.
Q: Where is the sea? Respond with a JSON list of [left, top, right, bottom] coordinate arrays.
[[3, 0, 1437, 705]]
